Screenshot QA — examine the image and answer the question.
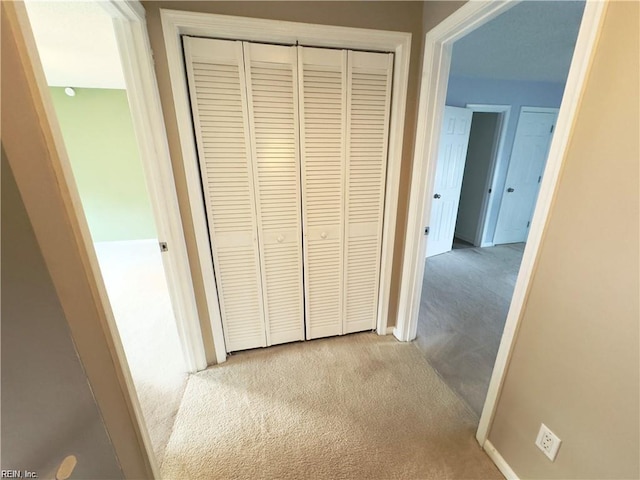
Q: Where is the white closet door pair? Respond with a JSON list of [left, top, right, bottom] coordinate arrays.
[[299, 47, 393, 339], [184, 37, 392, 352]]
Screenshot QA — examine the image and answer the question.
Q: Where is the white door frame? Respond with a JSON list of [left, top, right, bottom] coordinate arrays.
[[100, 1, 211, 368], [395, 0, 607, 448], [160, 10, 412, 355], [8, 1, 158, 475], [464, 104, 511, 247]]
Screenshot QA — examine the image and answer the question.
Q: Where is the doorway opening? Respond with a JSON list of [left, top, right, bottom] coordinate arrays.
[[455, 111, 501, 249], [456, 105, 510, 248], [24, 0, 186, 465], [408, 0, 588, 427]]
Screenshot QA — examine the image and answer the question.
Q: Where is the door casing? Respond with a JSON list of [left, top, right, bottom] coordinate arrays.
[[464, 104, 512, 248], [396, 0, 608, 452], [160, 10, 412, 361], [5, 1, 161, 476]]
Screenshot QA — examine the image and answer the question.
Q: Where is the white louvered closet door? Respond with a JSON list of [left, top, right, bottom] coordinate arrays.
[[183, 37, 267, 352], [344, 51, 393, 334], [298, 46, 347, 340], [243, 43, 305, 346]]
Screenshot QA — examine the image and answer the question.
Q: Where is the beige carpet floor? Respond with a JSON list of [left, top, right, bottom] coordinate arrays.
[[94, 240, 188, 464], [417, 243, 525, 416], [161, 333, 502, 479]]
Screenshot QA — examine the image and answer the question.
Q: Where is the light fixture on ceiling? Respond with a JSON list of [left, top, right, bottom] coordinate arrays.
[[64, 87, 76, 97]]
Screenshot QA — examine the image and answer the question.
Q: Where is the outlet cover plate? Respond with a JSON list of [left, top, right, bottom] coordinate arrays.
[[535, 423, 561, 461]]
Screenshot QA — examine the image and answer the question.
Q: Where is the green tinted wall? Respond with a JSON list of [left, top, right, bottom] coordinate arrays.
[[50, 87, 156, 241]]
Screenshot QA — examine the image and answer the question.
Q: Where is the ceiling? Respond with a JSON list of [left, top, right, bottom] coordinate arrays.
[[24, 1, 584, 89], [25, 1, 125, 89], [450, 1, 585, 83]]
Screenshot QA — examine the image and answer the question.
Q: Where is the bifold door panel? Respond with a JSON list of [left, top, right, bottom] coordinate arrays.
[[184, 38, 267, 352], [298, 47, 347, 340], [343, 51, 393, 334], [243, 43, 305, 346], [184, 36, 393, 352]]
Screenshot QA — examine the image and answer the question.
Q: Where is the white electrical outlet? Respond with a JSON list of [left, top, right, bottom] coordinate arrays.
[[535, 423, 561, 461]]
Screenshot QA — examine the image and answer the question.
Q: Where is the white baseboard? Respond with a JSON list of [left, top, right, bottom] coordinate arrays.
[[483, 440, 519, 480], [386, 326, 395, 335], [480, 241, 495, 248], [454, 232, 475, 244], [392, 326, 402, 341]]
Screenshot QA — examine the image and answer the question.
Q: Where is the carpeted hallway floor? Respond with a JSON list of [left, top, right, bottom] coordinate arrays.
[[94, 240, 188, 464], [416, 242, 525, 416], [160, 333, 502, 479], [95, 240, 516, 477]]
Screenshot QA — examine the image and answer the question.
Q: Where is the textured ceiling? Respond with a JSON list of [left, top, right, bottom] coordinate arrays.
[[25, 1, 125, 89], [24, 1, 584, 89], [450, 1, 585, 83]]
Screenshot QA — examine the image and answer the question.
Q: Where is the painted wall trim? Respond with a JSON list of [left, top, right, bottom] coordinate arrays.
[[395, 0, 514, 344], [103, 1, 213, 368], [519, 105, 562, 114], [160, 9, 412, 353], [483, 440, 519, 480], [395, 0, 608, 450], [477, 0, 607, 444], [2, 2, 155, 477], [464, 103, 511, 247]]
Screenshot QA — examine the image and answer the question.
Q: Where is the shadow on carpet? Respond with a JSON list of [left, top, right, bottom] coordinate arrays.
[[161, 333, 502, 479]]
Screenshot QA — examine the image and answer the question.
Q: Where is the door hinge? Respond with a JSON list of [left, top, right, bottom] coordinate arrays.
[[526, 221, 531, 228], [538, 175, 542, 183], [550, 124, 555, 133], [159, 241, 169, 252], [424, 227, 430, 236]]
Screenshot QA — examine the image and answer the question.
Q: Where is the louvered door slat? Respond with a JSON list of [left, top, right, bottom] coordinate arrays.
[[244, 43, 305, 346], [298, 46, 347, 339], [184, 37, 266, 352], [344, 50, 393, 334]]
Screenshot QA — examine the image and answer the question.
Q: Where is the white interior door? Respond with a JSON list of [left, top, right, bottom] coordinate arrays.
[[343, 50, 393, 334], [243, 42, 305, 346], [298, 46, 347, 340], [426, 106, 473, 257], [493, 108, 558, 245], [183, 37, 267, 352]]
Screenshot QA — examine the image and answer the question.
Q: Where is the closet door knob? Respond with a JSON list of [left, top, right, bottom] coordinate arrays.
[[433, 193, 441, 199], [277, 235, 284, 243], [320, 232, 327, 239]]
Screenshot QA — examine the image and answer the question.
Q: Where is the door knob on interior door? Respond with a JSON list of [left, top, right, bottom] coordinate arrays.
[[433, 193, 442, 199], [507, 187, 515, 193]]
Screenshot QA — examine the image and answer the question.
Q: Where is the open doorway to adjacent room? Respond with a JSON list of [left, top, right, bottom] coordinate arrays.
[[416, 0, 585, 417], [24, 1, 187, 463]]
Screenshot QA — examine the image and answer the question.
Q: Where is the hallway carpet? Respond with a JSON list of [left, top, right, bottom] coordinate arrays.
[[94, 240, 188, 464], [417, 243, 525, 416], [160, 333, 502, 479]]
